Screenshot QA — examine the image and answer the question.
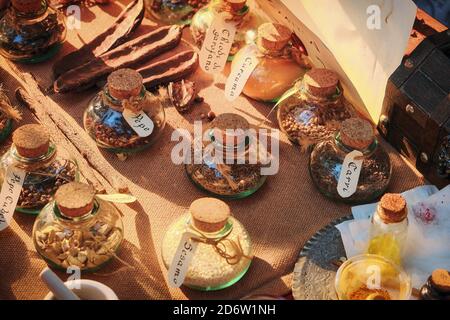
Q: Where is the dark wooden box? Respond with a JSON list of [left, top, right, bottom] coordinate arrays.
[[379, 30, 450, 189]]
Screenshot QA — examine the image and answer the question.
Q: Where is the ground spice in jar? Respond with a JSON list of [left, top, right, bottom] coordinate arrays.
[[348, 285, 391, 300]]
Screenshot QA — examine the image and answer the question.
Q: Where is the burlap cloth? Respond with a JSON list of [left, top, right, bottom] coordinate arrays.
[[0, 1, 426, 300]]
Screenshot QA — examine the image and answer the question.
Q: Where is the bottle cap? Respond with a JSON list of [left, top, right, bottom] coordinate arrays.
[[190, 198, 231, 233], [430, 269, 450, 293], [107, 68, 143, 100], [12, 124, 50, 158], [340, 118, 374, 150], [257, 23, 292, 52], [55, 182, 96, 218], [304, 68, 339, 97], [210, 113, 250, 147], [11, 0, 42, 13], [378, 193, 407, 223], [225, 0, 247, 12]]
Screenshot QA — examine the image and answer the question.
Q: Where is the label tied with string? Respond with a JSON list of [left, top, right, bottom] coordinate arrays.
[[123, 109, 154, 138], [337, 150, 363, 198], [0, 167, 26, 231], [168, 232, 199, 288]]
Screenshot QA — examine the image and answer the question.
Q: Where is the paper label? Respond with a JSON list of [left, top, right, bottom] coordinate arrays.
[[225, 45, 259, 101], [95, 193, 137, 204], [168, 232, 198, 288], [199, 14, 236, 74], [337, 150, 363, 198], [0, 167, 26, 231], [123, 110, 154, 137]]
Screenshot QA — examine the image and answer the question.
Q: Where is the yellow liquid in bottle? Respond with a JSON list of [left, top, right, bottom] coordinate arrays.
[[367, 234, 401, 265]]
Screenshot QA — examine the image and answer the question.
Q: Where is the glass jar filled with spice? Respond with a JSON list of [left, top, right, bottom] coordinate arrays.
[[145, 0, 209, 25], [83, 68, 166, 154], [0, 124, 78, 215], [162, 197, 253, 291], [33, 182, 124, 271], [0, 0, 66, 63], [309, 118, 391, 204]]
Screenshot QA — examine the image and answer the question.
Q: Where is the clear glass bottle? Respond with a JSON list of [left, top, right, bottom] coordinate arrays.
[[309, 118, 392, 204], [367, 193, 408, 265], [277, 68, 355, 147], [185, 113, 268, 199], [33, 182, 124, 272], [0, 124, 78, 215], [0, 0, 66, 63], [145, 0, 209, 25], [162, 197, 253, 291], [83, 68, 166, 154], [420, 269, 450, 300]]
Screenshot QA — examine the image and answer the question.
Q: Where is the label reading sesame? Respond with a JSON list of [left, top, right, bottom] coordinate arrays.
[[123, 109, 154, 137], [168, 232, 198, 288], [337, 150, 363, 198], [0, 167, 26, 231]]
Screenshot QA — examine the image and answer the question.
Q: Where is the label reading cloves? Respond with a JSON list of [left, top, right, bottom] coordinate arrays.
[[168, 232, 198, 288], [337, 150, 363, 198], [0, 167, 26, 231], [199, 14, 236, 74], [123, 109, 154, 138]]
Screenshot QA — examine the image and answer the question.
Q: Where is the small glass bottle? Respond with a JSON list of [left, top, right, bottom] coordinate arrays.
[[83, 68, 166, 154], [0, 0, 66, 63], [162, 197, 253, 291], [231, 22, 309, 102], [420, 269, 450, 300], [145, 0, 208, 25], [33, 182, 124, 271], [185, 113, 268, 199], [0, 124, 78, 215], [367, 193, 408, 265], [277, 68, 355, 147], [309, 118, 392, 204]]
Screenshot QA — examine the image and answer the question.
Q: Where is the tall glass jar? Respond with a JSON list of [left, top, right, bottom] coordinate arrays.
[[309, 118, 392, 204], [145, 0, 209, 25], [33, 182, 124, 272], [162, 197, 253, 291], [0, 0, 66, 63], [83, 68, 166, 154], [0, 124, 78, 215], [367, 193, 408, 265]]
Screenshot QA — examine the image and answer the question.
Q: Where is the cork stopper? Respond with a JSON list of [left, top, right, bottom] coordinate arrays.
[[211, 113, 250, 146], [107, 68, 143, 100], [12, 124, 50, 158], [12, 0, 42, 13], [378, 193, 408, 223], [304, 68, 340, 97], [190, 198, 231, 233], [430, 269, 450, 293], [257, 23, 292, 52], [340, 118, 374, 150], [55, 182, 96, 218], [225, 0, 246, 11]]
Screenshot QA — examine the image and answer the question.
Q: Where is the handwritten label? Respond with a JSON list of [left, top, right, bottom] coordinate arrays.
[[0, 167, 26, 231], [95, 193, 137, 203], [225, 45, 259, 101], [168, 232, 198, 288], [199, 14, 236, 74], [337, 150, 363, 198], [123, 110, 154, 137]]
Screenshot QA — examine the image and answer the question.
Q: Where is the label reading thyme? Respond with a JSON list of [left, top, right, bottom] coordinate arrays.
[[0, 167, 26, 231], [337, 150, 363, 198], [123, 109, 154, 137], [168, 232, 198, 288]]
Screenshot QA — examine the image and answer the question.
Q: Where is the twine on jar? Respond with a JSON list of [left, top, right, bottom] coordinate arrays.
[[102, 92, 143, 114]]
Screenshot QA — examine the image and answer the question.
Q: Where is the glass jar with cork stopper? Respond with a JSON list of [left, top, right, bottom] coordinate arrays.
[[309, 118, 392, 204], [420, 269, 450, 300], [32, 182, 124, 272], [162, 197, 253, 291], [83, 68, 166, 154], [0, 0, 66, 63], [0, 124, 78, 215], [145, 0, 208, 26]]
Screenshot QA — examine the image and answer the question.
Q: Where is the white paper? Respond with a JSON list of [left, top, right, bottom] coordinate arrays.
[[337, 150, 363, 198], [0, 167, 26, 231], [167, 232, 198, 288], [123, 109, 154, 138]]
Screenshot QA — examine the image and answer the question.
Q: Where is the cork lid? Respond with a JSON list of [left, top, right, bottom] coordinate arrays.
[[12, 0, 42, 13], [257, 23, 292, 52], [378, 193, 408, 223], [107, 68, 143, 100], [12, 124, 50, 158], [55, 182, 96, 218], [304, 68, 339, 97], [340, 118, 374, 150], [431, 269, 450, 293], [225, 0, 247, 11], [190, 198, 231, 233], [211, 113, 250, 146]]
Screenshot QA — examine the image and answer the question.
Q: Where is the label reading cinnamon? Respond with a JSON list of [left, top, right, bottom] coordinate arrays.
[[168, 232, 198, 288], [0, 167, 26, 231], [199, 14, 236, 74], [337, 150, 363, 198], [123, 109, 154, 138]]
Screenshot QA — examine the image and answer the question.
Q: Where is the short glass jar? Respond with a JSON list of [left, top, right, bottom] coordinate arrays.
[[145, 0, 208, 25], [162, 197, 253, 291], [309, 118, 392, 204], [83, 68, 166, 154], [0, 0, 66, 63], [420, 269, 450, 300], [0, 124, 78, 215], [33, 182, 124, 272]]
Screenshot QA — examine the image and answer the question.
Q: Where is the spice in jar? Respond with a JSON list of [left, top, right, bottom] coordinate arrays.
[[145, 0, 209, 25], [420, 269, 450, 300], [32, 182, 124, 271]]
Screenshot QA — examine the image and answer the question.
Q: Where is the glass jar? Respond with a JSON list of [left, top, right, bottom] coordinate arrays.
[[420, 269, 450, 300], [0, 124, 78, 215], [277, 68, 355, 147], [0, 0, 66, 63], [33, 182, 124, 272], [185, 113, 268, 199], [145, 0, 208, 25], [309, 118, 392, 204], [162, 197, 253, 291], [83, 68, 166, 154]]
